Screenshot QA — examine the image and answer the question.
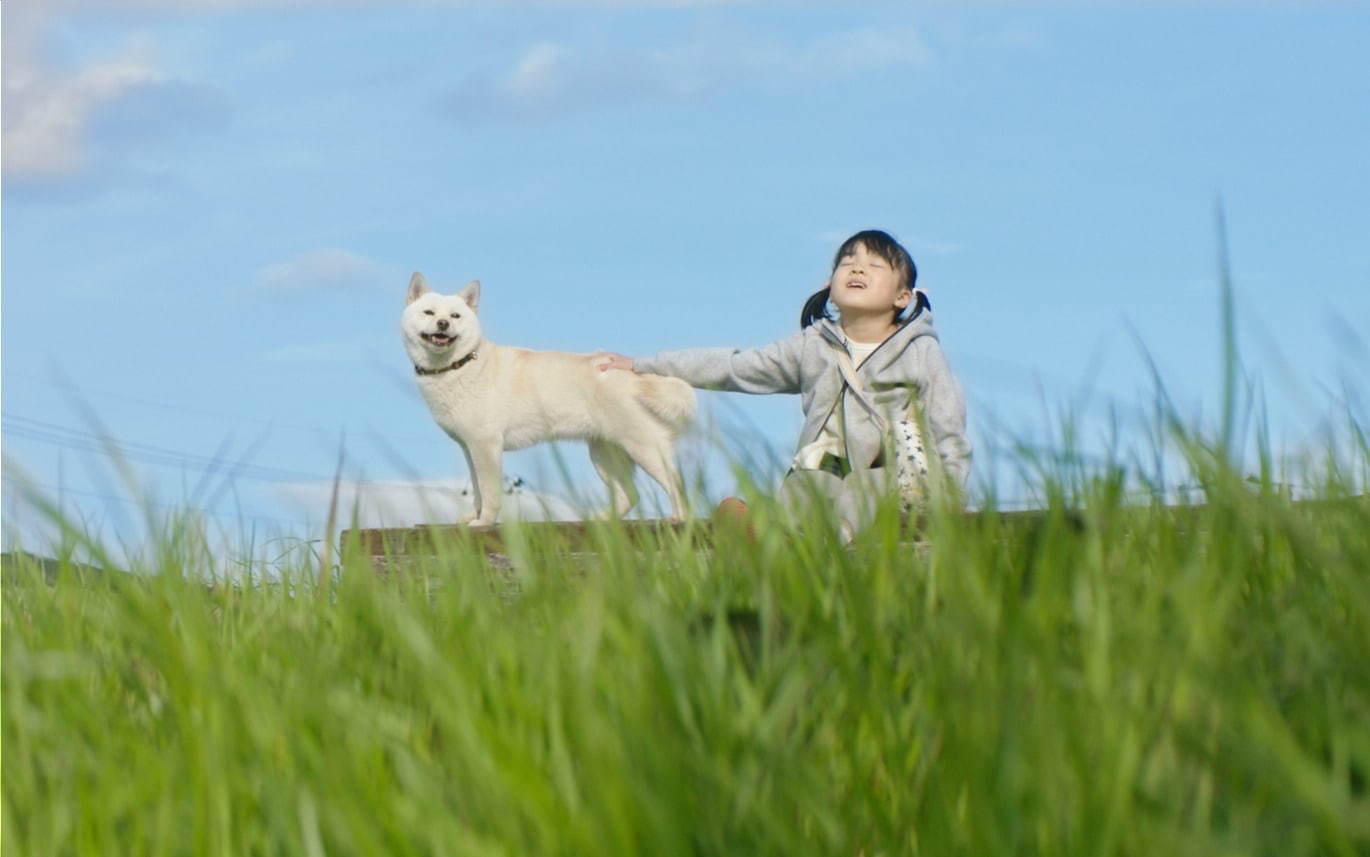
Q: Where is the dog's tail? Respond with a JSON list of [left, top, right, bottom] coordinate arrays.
[[633, 374, 697, 432]]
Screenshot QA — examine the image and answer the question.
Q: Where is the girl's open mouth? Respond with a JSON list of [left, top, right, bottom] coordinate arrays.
[[421, 332, 455, 347]]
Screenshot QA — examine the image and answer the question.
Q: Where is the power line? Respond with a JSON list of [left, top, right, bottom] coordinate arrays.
[[1, 370, 449, 446], [2, 413, 337, 484], [4, 476, 308, 531]]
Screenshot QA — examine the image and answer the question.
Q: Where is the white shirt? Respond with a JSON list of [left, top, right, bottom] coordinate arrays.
[[793, 337, 880, 470]]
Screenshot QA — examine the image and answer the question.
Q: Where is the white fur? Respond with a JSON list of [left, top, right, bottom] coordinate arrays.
[[402, 272, 696, 526]]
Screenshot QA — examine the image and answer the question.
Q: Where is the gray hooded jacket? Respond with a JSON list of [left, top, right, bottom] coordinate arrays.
[[634, 311, 971, 491]]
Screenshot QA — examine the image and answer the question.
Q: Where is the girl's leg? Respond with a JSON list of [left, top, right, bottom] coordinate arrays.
[[777, 469, 848, 534], [837, 466, 896, 533]]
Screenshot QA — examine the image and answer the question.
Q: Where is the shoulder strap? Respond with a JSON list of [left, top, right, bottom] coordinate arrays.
[[829, 343, 889, 433]]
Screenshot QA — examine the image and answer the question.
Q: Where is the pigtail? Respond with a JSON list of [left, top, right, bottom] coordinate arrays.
[[899, 289, 931, 323], [800, 287, 832, 329]]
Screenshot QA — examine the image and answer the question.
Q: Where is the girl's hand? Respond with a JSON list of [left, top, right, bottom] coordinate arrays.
[[594, 352, 634, 373]]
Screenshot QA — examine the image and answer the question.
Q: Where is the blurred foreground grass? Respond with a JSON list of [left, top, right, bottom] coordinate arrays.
[[4, 439, 1370, 856]]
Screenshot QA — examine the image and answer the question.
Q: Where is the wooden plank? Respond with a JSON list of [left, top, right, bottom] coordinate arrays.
[[340, 510, 1058, 561], [340, 518, 701, 560], [343, 497, 1367, 562]]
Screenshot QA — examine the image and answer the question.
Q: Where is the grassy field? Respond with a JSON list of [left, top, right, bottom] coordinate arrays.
[[4, 431, 1369, 857]]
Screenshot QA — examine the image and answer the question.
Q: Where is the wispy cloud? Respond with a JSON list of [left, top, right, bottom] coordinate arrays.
[[2, 27, 159, 180], [446, 26, 931, 124], [14, 0, 751, 8], [253, 249, 394, 292], [816, 230, 965, 258], [261, 342, 360, 364], [2, 8, 228, 190]]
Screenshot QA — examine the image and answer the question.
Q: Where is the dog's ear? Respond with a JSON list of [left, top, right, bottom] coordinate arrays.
[[458, 279, 481, 313], [407, 272, 431, 305]]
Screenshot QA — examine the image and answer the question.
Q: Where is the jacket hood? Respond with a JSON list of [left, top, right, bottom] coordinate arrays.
[[813, 304, 940, 370]]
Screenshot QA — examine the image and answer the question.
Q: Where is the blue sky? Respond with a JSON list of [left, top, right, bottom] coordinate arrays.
[[4, 1, 1369, 552]]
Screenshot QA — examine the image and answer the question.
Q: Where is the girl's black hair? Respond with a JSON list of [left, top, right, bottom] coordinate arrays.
[[800, 229, 924, 329]]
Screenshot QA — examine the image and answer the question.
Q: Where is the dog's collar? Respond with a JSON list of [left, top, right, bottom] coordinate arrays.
[[414, 350, 478, 376]]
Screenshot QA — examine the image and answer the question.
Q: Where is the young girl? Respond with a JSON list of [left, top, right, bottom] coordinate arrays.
[[597, 229, 970, 530]]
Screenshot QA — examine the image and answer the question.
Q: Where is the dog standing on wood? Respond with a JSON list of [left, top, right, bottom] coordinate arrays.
[[403, 272, 696, 525]]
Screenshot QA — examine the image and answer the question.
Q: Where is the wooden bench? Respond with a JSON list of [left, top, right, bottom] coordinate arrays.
[[339, 508, 1077, 569]]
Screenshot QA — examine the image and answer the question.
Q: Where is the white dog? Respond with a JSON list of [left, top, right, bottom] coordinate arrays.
[[402, 272, 696, 525]]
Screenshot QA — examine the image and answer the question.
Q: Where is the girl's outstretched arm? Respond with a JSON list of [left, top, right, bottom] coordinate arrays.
[[597, 330, 808, 395]]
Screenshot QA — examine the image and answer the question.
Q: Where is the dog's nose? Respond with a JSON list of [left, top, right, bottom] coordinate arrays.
[[437, 319, 450, 331]]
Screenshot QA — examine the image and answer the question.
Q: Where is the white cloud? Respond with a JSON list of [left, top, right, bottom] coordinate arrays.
[[447, 26, 931, 124], [2, 8, 228, 188], [1, 14, 163, 181], [812, 25, 932, 73], [261, 342, 360, 363], [273, 477, 583, 528], [917, 239, 967, 257], [254, 248, 393, 291], [508, 43, 565, 97]]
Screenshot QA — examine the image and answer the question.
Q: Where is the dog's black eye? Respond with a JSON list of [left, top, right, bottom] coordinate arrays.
[[450, 312, 461, 319], [423, 309, 434, 316]]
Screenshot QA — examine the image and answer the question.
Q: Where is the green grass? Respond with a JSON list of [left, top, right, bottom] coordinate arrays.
[[4, 433, 1369, 857]]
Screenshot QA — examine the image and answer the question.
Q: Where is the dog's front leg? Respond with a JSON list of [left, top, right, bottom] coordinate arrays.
[[466, 439, 504, 527], [455, 441, 480, 525]]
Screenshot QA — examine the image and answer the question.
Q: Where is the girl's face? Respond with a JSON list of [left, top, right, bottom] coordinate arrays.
[[829, 242, 911, 318]]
